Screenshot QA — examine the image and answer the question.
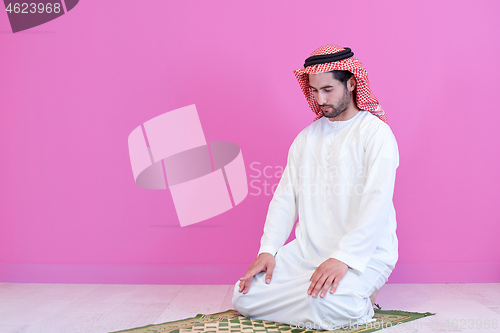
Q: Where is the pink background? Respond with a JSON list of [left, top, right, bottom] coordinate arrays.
[[0, 0, 499, 284]]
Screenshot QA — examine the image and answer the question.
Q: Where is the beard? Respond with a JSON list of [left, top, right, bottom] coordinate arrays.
[[319, 87, 351, 119]]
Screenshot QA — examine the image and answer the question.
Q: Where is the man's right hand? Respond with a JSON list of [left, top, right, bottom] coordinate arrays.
[[238, 252, 276, 294]]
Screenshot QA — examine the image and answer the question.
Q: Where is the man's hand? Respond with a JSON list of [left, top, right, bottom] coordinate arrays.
[[238, 252, 276, 294], [307, 258, 348, 298]]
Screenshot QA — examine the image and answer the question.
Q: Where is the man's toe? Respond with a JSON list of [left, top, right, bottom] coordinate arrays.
[[369, 289, 379, 306]]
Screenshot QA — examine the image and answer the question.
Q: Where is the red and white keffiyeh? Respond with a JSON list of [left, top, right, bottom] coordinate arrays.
[[293, 45, 387, 123]]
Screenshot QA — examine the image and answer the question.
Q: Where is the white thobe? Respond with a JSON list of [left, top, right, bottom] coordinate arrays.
[[233, 110, 399, 330]]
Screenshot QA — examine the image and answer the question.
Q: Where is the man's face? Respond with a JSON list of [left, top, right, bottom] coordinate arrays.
[[308, 72, 351, 119]]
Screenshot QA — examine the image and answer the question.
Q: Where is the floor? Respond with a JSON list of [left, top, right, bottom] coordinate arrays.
[[0, 283, 499, 333]]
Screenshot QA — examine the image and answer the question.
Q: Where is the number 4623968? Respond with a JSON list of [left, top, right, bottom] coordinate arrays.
[[5, 2, 62, 14]]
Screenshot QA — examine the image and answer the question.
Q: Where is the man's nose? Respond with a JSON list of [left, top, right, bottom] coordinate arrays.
[[317, 92, 327, 105]]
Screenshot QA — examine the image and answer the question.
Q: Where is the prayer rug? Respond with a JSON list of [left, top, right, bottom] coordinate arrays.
[[109, 308, 435, 333]]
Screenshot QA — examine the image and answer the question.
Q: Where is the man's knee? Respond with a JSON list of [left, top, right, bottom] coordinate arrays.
[[316, 291, 370, 326], [232, 274, 272, 317], [232, 280, 252, 316]]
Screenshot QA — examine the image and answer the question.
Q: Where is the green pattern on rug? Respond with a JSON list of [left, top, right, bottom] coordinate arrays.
[[109, 309, 435, 333]]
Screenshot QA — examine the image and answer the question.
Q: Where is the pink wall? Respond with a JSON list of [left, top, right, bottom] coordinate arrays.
[[0, 0, 499, 284]]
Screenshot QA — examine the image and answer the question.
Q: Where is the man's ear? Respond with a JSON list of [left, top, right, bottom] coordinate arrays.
[[347, 76, 356, 92]]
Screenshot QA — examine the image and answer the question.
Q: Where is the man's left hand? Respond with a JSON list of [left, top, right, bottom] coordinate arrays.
[[307, 258, 348, 298]]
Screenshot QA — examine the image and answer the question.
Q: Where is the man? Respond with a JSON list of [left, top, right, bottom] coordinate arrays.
[[232, 45, 399, 330]]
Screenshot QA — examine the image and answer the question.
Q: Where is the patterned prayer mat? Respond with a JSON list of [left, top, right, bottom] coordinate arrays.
[[109, 308, 435, 333]]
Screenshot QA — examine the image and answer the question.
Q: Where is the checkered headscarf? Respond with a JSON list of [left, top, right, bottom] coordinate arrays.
[[293, 45, 387, 123]]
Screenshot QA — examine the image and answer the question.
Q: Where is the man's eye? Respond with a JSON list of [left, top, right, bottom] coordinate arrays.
[[324, 89, 332, 92]]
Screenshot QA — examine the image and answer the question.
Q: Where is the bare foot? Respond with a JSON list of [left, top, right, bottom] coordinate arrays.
[[369, 289, 379, 306]]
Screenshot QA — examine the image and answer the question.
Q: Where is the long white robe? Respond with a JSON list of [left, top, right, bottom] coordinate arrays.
[[232, 110, 399, 330]]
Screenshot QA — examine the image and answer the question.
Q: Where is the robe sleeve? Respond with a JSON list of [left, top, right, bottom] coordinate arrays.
[[257, 132, 303, 257], [330, 123, 399, 275]]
